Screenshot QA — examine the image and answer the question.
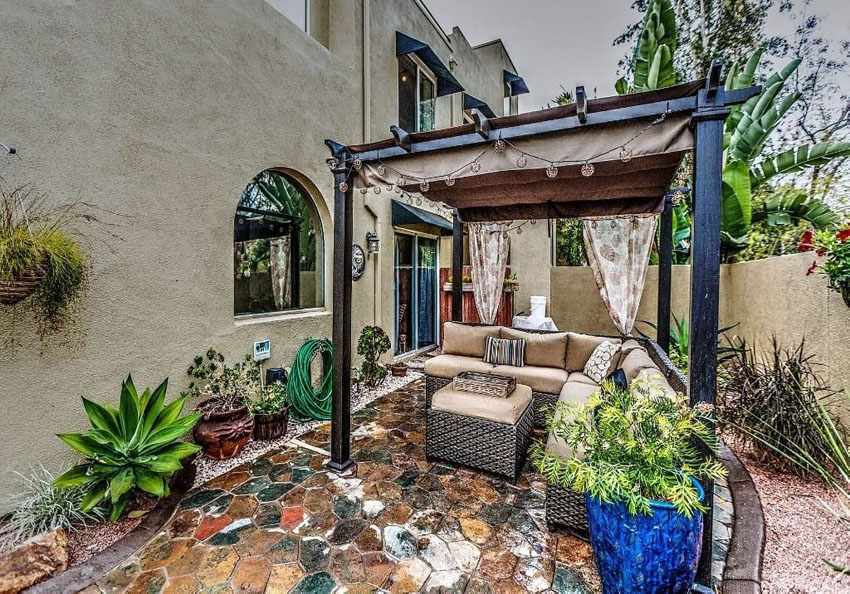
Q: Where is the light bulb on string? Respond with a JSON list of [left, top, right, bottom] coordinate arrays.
[[581, 162, 595, 177], [546, 164, 558, 179]]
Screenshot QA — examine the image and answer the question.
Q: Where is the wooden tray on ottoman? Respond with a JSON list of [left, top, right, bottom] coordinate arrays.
[[453, 371, 516, 398]]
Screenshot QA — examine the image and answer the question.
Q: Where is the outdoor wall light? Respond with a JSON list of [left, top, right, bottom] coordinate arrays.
[[366, 231, 380, 254]]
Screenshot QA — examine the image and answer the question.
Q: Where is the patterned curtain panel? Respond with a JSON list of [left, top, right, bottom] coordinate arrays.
[[468, 221, 511, 325], [582, 215, 657, 336], [270, 236, 292, 310]]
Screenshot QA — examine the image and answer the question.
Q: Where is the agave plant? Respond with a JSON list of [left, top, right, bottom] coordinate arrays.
[[53, 376, 202, 521]]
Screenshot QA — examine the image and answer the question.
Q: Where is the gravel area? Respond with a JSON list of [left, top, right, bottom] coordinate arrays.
[[66, 494, 157, 566], [739, 451, 850, 593], [191, 369, 423, 487]]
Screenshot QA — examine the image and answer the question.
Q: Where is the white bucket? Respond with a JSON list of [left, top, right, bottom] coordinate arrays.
[[529, 295, 547, 320]]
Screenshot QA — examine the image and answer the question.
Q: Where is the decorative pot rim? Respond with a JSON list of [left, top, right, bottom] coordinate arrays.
[[587, 475, 705, 512]]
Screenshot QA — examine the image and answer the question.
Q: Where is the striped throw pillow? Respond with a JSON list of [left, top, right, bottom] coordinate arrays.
[[483, 336, 526, 367]]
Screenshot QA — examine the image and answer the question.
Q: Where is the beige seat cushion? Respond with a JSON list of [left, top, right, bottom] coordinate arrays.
[[566, 333, 622, 372], [619, 348, 659, 382], [634, 367, 678, 398], [567, 372, 599, 386], [618, 338, 644, 366], [492, 365, 569, 394], [442, 322, 501, 358], [425, 354, 495, 379], [544, 380, 599, 459], [431, 383, 532, 424], [501, 328, 568, 369]]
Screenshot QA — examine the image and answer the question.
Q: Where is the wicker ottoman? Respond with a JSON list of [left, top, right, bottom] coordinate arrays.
[[426, 383, 534, 481]]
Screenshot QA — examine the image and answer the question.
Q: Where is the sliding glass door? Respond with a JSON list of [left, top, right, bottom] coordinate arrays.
[[394, 232, 438, 356]]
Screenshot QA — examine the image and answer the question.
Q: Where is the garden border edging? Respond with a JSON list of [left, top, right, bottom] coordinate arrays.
[[24, 461, 197, 593], [719, 444, 765, 594]]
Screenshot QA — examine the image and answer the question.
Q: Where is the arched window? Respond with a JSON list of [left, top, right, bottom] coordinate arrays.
[[234, 170, 324, 315]]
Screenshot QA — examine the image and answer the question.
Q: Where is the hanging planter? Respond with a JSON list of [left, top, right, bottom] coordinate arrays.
[[0, 181, 89, 336], [0, 267, 44, 305]]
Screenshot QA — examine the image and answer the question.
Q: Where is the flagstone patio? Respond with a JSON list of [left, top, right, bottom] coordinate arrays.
[[78, 380, 601, 593]]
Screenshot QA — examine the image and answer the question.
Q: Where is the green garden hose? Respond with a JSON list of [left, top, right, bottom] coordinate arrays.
[[287, 338, 334, 422]]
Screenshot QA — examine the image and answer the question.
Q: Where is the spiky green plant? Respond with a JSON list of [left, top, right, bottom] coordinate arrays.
[[0, 465, 104, 552], [53, 376, 202, 521], [532, 378, 726, 517]]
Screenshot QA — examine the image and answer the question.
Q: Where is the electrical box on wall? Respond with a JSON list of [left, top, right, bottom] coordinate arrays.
[[253, 339, 270, 362]]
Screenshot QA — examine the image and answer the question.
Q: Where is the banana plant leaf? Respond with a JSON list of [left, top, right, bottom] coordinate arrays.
[[751, 190, 840, 229], [632, 0, 676, 92], [720, 160, 752, 249], [751, 141, 850, 188]]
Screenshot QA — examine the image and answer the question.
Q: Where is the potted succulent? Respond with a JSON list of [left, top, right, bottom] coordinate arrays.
[[182, 349, 258, 460], [798, 225, 850, 307], [532, 378, 726, 594], [389, 361, 409, 377], [249, 381, 290, 441]]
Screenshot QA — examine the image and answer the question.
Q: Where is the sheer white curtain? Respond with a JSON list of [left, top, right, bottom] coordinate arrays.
[[270, 236, 292, 310], [582, 215, 657, 336], [468, 222, 511, 325]]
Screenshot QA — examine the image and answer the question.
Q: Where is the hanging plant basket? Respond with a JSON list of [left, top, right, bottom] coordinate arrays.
[[0, 268, 44, 305]]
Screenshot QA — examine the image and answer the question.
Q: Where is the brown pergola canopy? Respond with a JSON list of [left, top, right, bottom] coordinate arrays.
[[349, 81, 707, 221]]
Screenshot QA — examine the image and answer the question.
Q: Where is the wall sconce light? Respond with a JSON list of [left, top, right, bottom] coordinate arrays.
[[366, 231, 380, 254]]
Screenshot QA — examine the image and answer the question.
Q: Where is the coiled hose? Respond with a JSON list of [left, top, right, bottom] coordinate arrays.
[[287, 338, 334, 422]]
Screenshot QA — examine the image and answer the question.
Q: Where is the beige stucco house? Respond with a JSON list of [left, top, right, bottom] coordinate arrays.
[[0, 0, 551, 503]]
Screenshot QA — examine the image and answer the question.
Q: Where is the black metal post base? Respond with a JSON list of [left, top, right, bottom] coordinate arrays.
[[326, 459, 356, 474]]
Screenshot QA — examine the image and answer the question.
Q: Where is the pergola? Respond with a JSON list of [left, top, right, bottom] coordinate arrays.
[[325, 60, 759, 585]]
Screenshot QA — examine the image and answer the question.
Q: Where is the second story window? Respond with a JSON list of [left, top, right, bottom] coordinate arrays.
[[399, 55, 437, 133], [267, 0, 309, 32]]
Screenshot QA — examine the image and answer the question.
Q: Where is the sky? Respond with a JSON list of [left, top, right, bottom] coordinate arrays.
[[424, 0, 850, 113]]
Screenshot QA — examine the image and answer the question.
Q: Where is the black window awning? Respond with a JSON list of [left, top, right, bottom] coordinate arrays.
[[392, 200, 453, 235], [396, 32, 465, 97], [504, 70, 530, 96], [462, 93, 496, 119]]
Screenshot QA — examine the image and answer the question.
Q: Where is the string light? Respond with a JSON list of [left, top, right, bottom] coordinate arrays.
[[419, 181, 430, 193], [338, 181, 349, 192], [494, 139, 506, 153], [360, 187, 368, 194], [327, 158, 338, 170], [581, 162, 595, 177], [373, 186, 381, 194], [445, 176, 455, 187], [377, 164, 386, 176], [353, 158, 363, 170], [546, 164, 558, 178], [517, 154, 527, 168], [619, 147, 633, 162], [471, 161, 481, 173]]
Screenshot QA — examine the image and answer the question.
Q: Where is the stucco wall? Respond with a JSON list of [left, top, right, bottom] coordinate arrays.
[[550, 253, 849, 391], [0, 0, 363, 503]]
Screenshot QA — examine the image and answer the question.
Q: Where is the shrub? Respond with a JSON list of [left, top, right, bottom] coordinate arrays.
[[357, 326, 391, 388], [182, 348, 261, 413], [249, 382, 289, 415], [717, 336, 837, 474], [0, 465, 104, 552], [531, 378, 726, 517], [54, 376, 201, 521]]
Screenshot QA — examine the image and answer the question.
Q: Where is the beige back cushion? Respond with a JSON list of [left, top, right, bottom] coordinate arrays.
[[566, 333, 622, 372], [619, 347, 659, 382], [501, 328, 569, 369], [442, 322, 501, 358]]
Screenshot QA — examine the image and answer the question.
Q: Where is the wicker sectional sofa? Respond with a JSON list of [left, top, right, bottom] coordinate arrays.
[[424, 321, 687, 536]]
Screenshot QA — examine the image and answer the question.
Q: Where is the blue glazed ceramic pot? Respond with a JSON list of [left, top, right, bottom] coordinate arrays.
[[586, 479, 705, 594]]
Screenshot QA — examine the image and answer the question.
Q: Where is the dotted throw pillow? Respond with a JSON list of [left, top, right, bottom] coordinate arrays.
[[583, 340, 621, 383]]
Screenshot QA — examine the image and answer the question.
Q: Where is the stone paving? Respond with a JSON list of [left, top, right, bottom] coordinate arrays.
[[79, 380, 601, 593]]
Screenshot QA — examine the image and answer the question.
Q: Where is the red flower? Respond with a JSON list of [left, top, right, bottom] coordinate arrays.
[[797, 229, 815, 252], [837, 228, 850, 242], [806, 260, 818, 276]]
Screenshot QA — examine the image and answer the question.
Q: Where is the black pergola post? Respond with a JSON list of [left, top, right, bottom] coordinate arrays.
[[688, 60, 729, 587], [452, 211, 463, 322], [326, 149, 354, 473], [656, 196, 673, 353]]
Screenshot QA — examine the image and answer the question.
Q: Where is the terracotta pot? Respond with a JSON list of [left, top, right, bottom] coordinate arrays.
[[253, 406, 290, 441], [391, 364, 408, 377], [193, 401, 254, 460]]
